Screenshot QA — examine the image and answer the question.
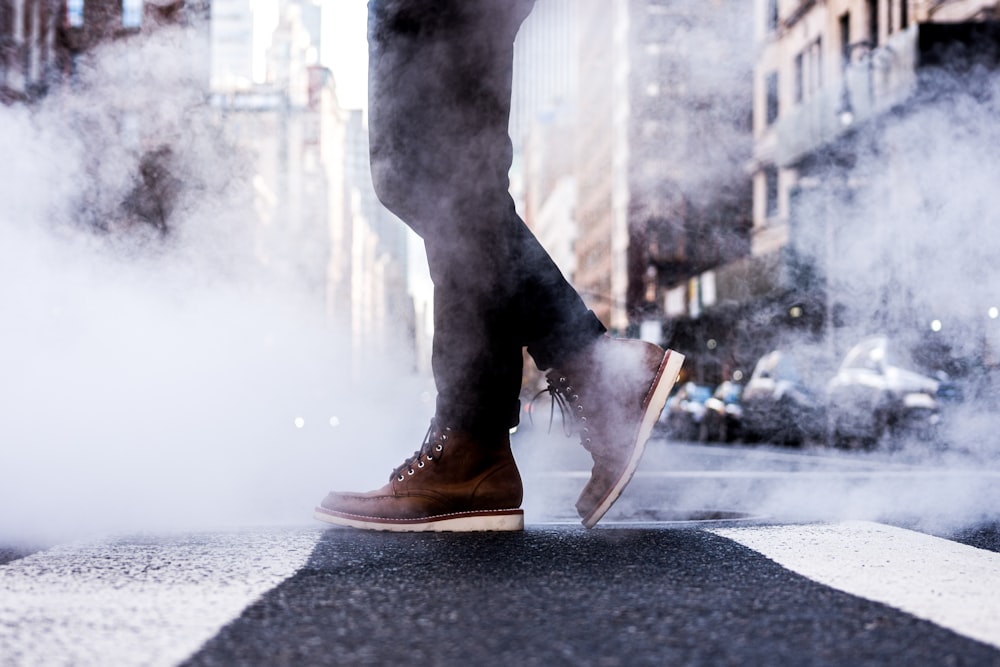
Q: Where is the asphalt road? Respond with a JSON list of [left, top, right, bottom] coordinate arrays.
[[183, 525, 1000, 667], [2, 437, 1000, 666]]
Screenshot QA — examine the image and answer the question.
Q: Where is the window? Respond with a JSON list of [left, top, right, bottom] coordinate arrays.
[[765, 72, 779, 125], [767, 0, 779, 33], [765, 166, 779, 218], [900, 0, 909, 30], [122, 0, 142, 28], [839, 12, 851, 66], [867, 0, 879, 46], [794, 38, 824, 105], [794, 53, 804, 104], [67, 0, 85, 27], [813, 37, 823, 91]]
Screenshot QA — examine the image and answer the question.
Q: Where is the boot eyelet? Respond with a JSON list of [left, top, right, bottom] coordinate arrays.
[[407, 468, 415, 475], [434, 444, 444, 452], [585, 438, 592, 445], [580, 416, 587, 423], [426, 455, 434, 461], [417, 461, 425, 468], [397, 474, 405, 481]]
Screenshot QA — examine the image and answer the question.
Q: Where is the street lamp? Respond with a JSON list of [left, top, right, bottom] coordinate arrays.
[[835, 40, 875, 128]]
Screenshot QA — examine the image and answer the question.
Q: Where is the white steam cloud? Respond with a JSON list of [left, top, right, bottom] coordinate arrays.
[[791, 65, 1000, 457], [4, 11, 998, 547], [0, 28, 430, 545]]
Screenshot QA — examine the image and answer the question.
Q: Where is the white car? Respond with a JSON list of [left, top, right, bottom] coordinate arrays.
[[826, 335, 941, 449]]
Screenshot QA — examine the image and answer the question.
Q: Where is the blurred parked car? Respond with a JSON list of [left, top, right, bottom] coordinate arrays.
[[658, 382, 713, 441], [826, 335, 941, 449], [699, 381, 743, 443], [741, 349, 826, 445]]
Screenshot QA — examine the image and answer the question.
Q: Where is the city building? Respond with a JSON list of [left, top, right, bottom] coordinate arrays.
[[1, 0, 206, 104], [1, 0, 212, 238], [2, 0, 416, 372], [511, 0, 754, 381], [524, 117, 578, 282], [213, 1, 415, 374], [511, 0, 578, 154], [1, 0, 58, 102], [750, 0, 1000, 371], [210, 0, 255, 90], [511, 0, 579, 283], [341, 108, 417, 375], [573, 0, 754, 379]]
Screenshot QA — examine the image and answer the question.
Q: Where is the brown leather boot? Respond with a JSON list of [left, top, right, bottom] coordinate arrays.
[[314, 422, 524, 532], [545, 336, 684, 528]]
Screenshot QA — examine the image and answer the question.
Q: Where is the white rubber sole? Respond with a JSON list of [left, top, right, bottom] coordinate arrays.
[[581, 348, 685, 529], [314, 506, 525, 532]]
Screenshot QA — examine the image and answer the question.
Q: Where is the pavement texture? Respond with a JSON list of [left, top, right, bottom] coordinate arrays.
[[183, 526, 1000, 667], [0, 548, 37, 567]]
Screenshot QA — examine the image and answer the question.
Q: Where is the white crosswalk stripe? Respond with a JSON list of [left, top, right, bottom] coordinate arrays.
[[0, 529, 321, 667], [1, 522, 998, 665], [712, 521, 1000, 651]]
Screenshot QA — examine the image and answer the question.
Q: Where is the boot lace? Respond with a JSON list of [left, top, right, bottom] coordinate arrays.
[[531, 374, 593, 448], [391, 420, 449, 482]]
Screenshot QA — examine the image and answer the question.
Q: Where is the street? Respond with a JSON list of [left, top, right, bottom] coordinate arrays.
[[2, 436, 999, 666], [5, 0, 1000, 664]]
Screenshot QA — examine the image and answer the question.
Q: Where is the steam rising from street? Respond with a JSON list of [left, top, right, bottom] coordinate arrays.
[[791, 64, 1000, 459], [2, 6, 999, 546], [0, 27, 429, 544]]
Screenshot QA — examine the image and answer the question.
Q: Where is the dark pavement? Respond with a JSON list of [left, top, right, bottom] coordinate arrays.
[[184, 525, 1000, 667], [3, 439, 1000, 666]]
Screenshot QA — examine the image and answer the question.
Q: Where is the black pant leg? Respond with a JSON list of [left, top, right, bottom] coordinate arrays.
[[367, 0, 604, 433]]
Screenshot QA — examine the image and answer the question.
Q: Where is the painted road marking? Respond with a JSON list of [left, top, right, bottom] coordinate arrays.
[[3, 523, 999, 664], [712, 521, 1000, 650], [0, 528, 321, 666]]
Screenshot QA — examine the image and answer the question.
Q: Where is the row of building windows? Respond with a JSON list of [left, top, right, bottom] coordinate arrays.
[[1, 0, 145, 35], [793, 37, 823, 104], [768, 0, 910, 39], [759, 0, 915, 224], [763, 0, 914, 129]]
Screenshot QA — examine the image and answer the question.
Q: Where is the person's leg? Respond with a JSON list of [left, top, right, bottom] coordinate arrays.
[[316, 0, 591, 532], [315, 0, 685, 532], [366, 0, 604, 436]]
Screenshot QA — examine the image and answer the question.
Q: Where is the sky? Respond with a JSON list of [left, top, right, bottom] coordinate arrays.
[[321, 0, 369, 109]]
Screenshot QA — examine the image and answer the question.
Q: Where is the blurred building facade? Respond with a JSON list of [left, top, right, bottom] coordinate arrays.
[[1, 0, 207, 103], [511, 0, 579, 289], [341, 108, 418, 375], [0, 0, 58, 101], [2, 0, 417, 373], [209, 0, 254, 90], [212, 0, 416, 374], [1, 0, 212, 237], [750, 0, 1000, 373], [514, 0, 753, 382]]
